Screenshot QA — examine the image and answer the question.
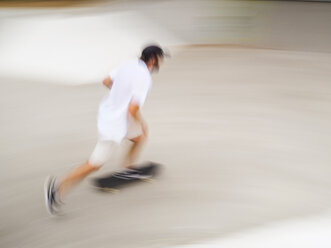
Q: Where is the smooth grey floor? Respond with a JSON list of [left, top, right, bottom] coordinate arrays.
[[1, 47, 331, 247]]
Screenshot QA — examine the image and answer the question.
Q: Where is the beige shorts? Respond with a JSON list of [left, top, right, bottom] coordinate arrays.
[[88, 118, 142, 166]]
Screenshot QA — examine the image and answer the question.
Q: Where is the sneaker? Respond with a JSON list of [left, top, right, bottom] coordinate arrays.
[[44, 176, 63, 215]]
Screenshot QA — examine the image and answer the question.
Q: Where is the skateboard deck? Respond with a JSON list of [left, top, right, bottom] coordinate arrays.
[[92, 162, 160, 192]]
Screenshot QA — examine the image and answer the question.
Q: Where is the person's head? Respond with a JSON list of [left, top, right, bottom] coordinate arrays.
[[140, 45, 165, 73]]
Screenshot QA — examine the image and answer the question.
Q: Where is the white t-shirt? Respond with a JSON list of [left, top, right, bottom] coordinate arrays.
[[97, 59, 152, 143]]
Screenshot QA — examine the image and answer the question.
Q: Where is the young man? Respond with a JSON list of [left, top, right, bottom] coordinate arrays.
[[45, 45, 166, 215]]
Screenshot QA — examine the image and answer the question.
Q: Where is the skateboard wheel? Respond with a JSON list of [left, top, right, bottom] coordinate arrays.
[[103, 188, 119, 193], [142, 178, 154, 183]]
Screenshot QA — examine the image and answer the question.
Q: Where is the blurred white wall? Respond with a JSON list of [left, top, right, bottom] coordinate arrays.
[[0, 0, 331, 84], [246, 1, 331, 52], [0, 7, 183, 85], [136, 0, 331, 51]]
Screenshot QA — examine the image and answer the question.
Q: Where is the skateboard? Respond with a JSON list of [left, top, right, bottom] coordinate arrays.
[[92, 162, 161, 192]]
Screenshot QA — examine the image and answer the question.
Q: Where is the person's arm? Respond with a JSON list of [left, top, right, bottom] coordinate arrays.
[[128, 101, 148, 136], [103, 76, 113, 89]]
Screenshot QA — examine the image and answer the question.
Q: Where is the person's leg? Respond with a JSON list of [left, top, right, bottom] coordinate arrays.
[[57, 161, 100, 199], [57, 140, 115, 199], [44, 140, 115, 214], [122, 115, 148, 169], [122, 135, 147, 169]]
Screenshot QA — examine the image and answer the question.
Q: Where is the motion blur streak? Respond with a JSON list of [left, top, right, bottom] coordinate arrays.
[[1, 0, 331, 248]]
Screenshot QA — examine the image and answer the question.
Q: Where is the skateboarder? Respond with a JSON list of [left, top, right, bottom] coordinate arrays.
[[45, 45, 166, 215]]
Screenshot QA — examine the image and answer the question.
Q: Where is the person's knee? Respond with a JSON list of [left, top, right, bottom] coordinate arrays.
[[86, 161, 102, 172], [130, 134, 147, 144], [88, 140, 115, 170]]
